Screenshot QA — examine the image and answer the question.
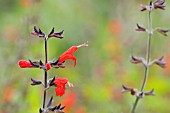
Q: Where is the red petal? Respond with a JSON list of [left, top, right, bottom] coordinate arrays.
[[55, 87, 65, 96], [62, 46, 78, 55], [54, 78, 68, 85], [18, 60, 32, 68], [58, 54, 77, 66], [46, 63, 51, 70]]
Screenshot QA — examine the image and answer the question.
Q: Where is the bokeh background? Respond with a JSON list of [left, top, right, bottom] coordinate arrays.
[[1, 0, 170, 113]]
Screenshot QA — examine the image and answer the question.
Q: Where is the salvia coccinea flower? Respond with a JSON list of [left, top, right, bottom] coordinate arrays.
[[18, 60, 35, 68], [18, 60, 51, 70], [48, 27, 64, 39], [53, 78, 74, 96], [136, 23, 146, 31], [32, 26, 45, 38], [156, 27, 169, 36], [153, 0, 165, 10], [51, 42, 88, 67]]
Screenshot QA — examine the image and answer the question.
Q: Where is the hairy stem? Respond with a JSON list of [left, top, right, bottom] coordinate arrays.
[[43, 38, 48, 108], [131, 11, 152, 113]]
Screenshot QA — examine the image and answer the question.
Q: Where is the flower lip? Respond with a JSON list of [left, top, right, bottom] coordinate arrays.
[[54, 78, 68, 96]]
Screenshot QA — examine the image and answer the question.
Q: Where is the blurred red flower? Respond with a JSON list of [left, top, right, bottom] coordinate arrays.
[[58, 42, 88, 67], [54, 78, 73, 96], [75, 107, 87, 113], [18, 60, 33, 68], [2, 85, 15, 103], [61, 91, 77, 112], [21, 0, 32, 8], [108, 20, 122, 36]]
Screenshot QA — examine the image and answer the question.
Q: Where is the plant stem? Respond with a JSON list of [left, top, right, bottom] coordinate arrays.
[[131, 11, 152, 113], [43, 38, 48, 108]]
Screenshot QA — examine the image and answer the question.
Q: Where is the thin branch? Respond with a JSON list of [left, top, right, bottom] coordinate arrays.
[[131, 10, 152, 113], [43, 38, 48, 108]]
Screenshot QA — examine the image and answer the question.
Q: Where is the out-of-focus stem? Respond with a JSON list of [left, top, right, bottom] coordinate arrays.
[[131, 11, 152, 113]]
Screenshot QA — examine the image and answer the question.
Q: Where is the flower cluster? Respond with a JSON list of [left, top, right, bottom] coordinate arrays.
[[18, 26, 88, 113]]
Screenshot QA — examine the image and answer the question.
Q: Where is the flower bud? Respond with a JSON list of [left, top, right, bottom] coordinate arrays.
[[156, 27, 169, 36], [136, 24, 146, 31]]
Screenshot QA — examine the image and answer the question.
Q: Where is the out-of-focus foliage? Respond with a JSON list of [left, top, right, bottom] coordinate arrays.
[[0, 0, 170, 113]]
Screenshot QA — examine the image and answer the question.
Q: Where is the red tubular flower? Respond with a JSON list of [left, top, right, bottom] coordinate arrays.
[[54, 78, 73, 96], [58, 42, 88, 67], [18, 60, 33, 68]]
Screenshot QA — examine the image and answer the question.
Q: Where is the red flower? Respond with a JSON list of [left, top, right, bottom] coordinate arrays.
[[46, 63, 51, 70], [18, 60, 51, 70], [58, 42, 88, 67], [54, 78, 73, 96], [18, 60, 33, 68]]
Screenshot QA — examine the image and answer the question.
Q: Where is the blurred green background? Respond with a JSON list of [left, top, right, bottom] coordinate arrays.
[[1, 0, 170, 113]]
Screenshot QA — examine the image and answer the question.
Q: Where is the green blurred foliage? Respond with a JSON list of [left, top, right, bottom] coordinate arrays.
[[0, 0, 170, 113]]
